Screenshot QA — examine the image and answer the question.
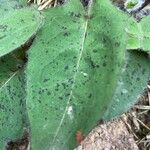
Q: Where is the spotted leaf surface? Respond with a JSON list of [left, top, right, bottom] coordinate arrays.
[[104, 50, 150, 120], [0, 8, 43, 57], [0, 70, 26, 149], [27, 0, 128, 149], [126, 16, 150, 51], [0, 0, 22, 16]]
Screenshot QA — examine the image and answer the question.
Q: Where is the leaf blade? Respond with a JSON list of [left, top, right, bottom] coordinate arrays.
[[0, 70, 27, 149], [103, 50, 150, 120], [126, 16, 150, 51], [27, 0, 128, 149], [0, 8, 43, 57]]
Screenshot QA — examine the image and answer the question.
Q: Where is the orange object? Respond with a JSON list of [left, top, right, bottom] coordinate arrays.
[[76, 131, 85, 144]]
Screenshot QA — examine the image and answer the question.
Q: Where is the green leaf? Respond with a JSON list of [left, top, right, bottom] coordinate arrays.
[[0, 0, 28, 15], [0, 39, 27, 148], [0, 70, 27, 149], [124, 0, 138, 9], [0, 8, 43, 57], [126, 16, 150, 51], [103, 50, 150, 120], [0, 0, 22, 16], [0, 47, 26, 85], [27, 0, 128, 149]]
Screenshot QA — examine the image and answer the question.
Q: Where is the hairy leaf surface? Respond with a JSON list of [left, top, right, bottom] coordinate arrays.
[[104, 50, 150, 120], [0, 0, 29, 16], [0, 70, 26, 149], [0, 8, 43, 57], [0, 0, 21, 15], [27, 0, 128, 149]]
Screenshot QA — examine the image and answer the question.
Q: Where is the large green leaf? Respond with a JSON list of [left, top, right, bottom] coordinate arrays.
[[27, 0, 128, 149], [104, 50, 150, 120], [0, 70, 27, 150], [0, 8, 43, 57], [126, 16, 150, 51]]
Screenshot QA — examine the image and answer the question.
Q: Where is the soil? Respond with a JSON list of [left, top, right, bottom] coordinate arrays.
[[76, 119, 139, 150], [76, 90, 150, 150]]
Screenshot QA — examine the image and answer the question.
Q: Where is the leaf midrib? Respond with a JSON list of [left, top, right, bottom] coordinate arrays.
[[51, 0, 93, 146]]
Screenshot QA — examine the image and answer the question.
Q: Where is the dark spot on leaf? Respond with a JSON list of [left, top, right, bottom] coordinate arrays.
[[4, 8, 8, 11], [73, 56, 77, 59], [56, 83, 60, 87], [62, 83, 67, 89], [62, 26, 67, 30], [137, 63, 141, 68], [38, 91, 42, 94], [47, 91, 51, 95], [20, 19, 25, 23], [65, 93, 70, 97], [93, 49, 97, 53], [102, 62, 106, 67], [0, 35, 6, 39], [43, 78, 49, 82], [88, 93, 92, 98], [55, 107, 58, 110], [64, 65, 69, 70], [59, 97, 63, 100], [126, 64, 129, 68], [142, 68, 146, 74], [70, 12, 81, 18], [55, 88, 59, 91], [104, 55, 107, 58], [0, 25, 7, 32], [115, 42, 120, 47], [85, 32, 87, 38], [102, 37, 107, 43], [63, 32, 70, 37]]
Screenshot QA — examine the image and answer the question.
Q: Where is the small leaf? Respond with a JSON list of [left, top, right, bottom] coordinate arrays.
[[126, 16, 150, 51], [104, 50, 150, 120], [0, 8, 43, 57], [125, 0, 138, 9]]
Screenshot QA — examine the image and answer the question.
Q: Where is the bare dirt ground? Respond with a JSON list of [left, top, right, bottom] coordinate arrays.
[[76, 90, 150, 150], [77, 118, 139, 150]]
